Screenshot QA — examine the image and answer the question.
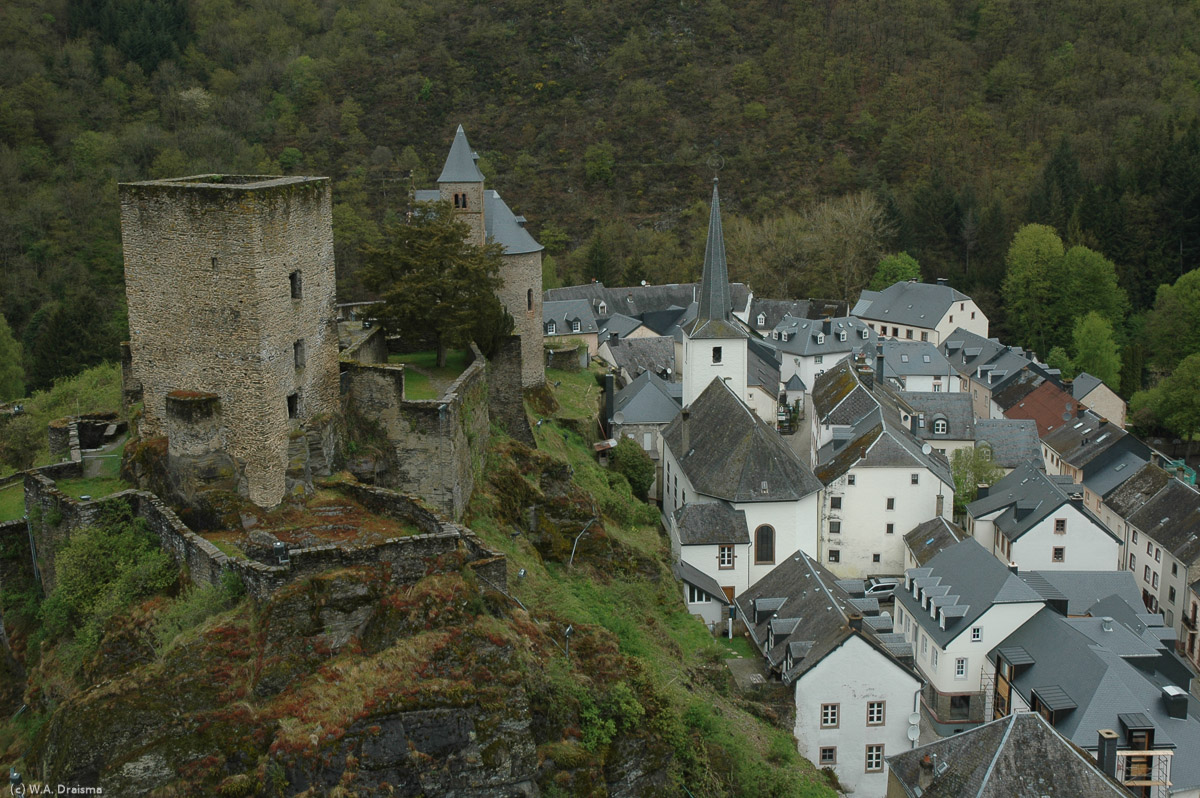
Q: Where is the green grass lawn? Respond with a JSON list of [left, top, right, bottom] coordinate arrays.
[[55, 476, 131, 501], [388, 349, 471, 400], [544, 366, 603, 421], [0, 483, 25, 522]]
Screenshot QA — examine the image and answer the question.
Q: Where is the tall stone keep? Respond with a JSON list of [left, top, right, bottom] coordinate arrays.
[[422, 126, 545, 388], [120, 175, 340, 508]]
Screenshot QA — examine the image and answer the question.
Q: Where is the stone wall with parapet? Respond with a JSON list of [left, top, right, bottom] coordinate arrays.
[[20, 467, 506, 602], [343, 346, 490, 522], [339, 325, 388, 366], [487, 335, 535, 446], [497, 250, 545, 389], [546, 343, 587, 371]]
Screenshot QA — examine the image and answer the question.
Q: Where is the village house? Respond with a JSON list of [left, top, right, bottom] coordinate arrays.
[[598, 336, 676, 386], [971, 417, 1042, 475], [1070, 371, 1128, 429], [1041, 409, 1152, 516], [879, 340, 957, 392], [903, 392, 975, 460], [853, 279, 989, 345], [894, 539, 1044, 735], [1003, 378, 1087, 437], [903, 517, 966, 570], [966, 462, 1123, 572], [769, 315, 876, 393], [736, 551, 922, 797], [747, 297, 847, 336], [939, 327, 1059, 420], [542, 298, 600, 356]]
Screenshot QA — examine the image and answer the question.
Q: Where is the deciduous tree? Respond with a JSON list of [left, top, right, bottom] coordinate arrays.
[[1145, 268, 1200, 371], [951, 446, 1003, 515], [0, 313, 24, 402], [1071, 312, 1121, 388], [870, 252, 921, 290]]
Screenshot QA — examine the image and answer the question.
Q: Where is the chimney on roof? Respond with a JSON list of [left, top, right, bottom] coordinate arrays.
[[936, 277, 948, 286], [848, 614, 863, 632], [976, 483, 989, 500], [609, 331, 619, 346], [1101, 616, 1113, 632], [681, 409, 690, 453], [1008, 562, 1018, 575], [1097, 730, 1119, 779], [822, 318, 832, 336], [856, 363, 875, 390], [1163, 685, 1189, 719]]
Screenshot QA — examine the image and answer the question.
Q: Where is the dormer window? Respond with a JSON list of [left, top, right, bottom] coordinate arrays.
[[571, 319, 581, 333], [838, 331, 847, 342], [816, 333, 825, 345], [772, 331, 779, 339], [933, 418, 948, 435], [547, 321, 557, 335], [598, 301, 607, 315], [780, 332, 788, 342], [860, 329, 869, 339], [757, 313, 766, 326]]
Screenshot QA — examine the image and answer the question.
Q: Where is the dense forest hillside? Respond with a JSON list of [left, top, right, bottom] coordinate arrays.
[[3, 0, 1200, 389]]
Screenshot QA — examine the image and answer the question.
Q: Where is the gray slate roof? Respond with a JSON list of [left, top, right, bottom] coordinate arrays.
[[605, 336, 676, 382], [903, 518, 965, 566], [897, 539, 1043, 648], [1043, 410, 1147, 470], [750, 299, 810, 330], [673, 559, 731, 604], [1104, 463, 1172, 520], [770, 316, 875, 357], [436, 124, 485, 183], [673, 502, 748, 545], [543, 299, 598, 335], [881, 340, 954, 378], [1017, 570, 1143, 616], [1070, 372, 1104, 400], [903, 392, 975, 442], [783, 374, 806, 392], [972, 418, 1041, 469], [887, 712, 1130, 798], [814, 399, 955, 488], [990, 606, 1200, 789], [1080, 436, 1153, 499], [940, 327, 1009, 376], [662, 378, 822, 503], [1126, 477, 1200, 565], [597, 313, 643, 339], [746, 337, 781, 390], [612, 370, 681, 425], [544, 282, 750, 320], [966, 462, 1119, 544], [687, 181, 746, 341], [811, 358, 879, 426], [853, 280, 970, 328], [733, 551, 918, 683]]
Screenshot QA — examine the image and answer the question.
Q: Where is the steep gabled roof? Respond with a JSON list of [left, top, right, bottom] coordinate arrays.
[[1043, 411, 1146, 470], [686, 181, 745, 341], [973, 418, 1041, 469], [904, 392, 975, 442], [612, 370, 680, 425], [1070, 372, 1104, 400], [881, 340, 954, 377], [811, 358, 879, 425], [734, 551, 919, 683], [437, 124, 485, 183], [605, 336, 676, 382], [1104, 462, 1171, 519], [543, 299, 598, 334], [966, 462, 1119, 544], [1003, 380, 1087, 437], [544, 282, 751, 320], [904, 518, 965, 566], [939, 327, 1008, 375], [770, 316, 875, 357], [853, 280, 971, 328], [662, 378, 822, 503], [887, 713, 1130, 798]]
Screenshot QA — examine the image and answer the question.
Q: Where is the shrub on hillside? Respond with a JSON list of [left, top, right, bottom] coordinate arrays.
[[609, 438, 655, 501]]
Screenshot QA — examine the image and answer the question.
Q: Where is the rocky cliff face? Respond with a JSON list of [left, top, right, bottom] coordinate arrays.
[[27, 565, 672, 797]]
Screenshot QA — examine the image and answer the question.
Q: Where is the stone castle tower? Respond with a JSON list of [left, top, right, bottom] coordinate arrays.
[[421, 125, 545, 388], [119, 175, 340, 508]]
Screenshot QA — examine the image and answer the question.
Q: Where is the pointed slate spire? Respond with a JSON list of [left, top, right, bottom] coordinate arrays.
[[437, 124, 485, 183], [696, 178, 731, 322]]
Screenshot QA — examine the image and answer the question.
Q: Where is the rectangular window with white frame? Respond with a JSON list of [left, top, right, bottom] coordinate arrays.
[[867, 701, 885, 725], [865, 744, 884, 772], [821, 703, 840, 728], [971, 625, 982, 642], [718, 545, 734, 570], [687, 585, 709, 604], [955, 657, 967, 679]]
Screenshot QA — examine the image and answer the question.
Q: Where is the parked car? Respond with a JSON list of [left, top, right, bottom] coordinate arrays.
[[864, 577, 902, 601]]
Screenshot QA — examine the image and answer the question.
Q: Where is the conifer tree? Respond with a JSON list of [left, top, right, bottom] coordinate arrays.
[[0, 312, 24, 402]]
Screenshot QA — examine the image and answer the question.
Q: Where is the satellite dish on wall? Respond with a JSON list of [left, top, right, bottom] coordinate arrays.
[[907, 725, 921, 742], [921, 443, 933, 455], [908, 712, 921, 725], [613, 411, 626, 425]]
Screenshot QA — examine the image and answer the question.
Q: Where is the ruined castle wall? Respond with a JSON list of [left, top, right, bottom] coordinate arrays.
[[343, 353, 489, 522], [497, 250, 545, 388], [120, 176, 339, 508], [339, 326, 388, 365], [487, 336, 534, 446], [21, 468, 504, 603]]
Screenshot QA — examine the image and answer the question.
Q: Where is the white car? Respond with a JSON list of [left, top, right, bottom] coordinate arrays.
[[864, 577, 901, 601]]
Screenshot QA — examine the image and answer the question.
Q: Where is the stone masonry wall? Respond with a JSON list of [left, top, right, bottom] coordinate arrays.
[[343, 349, 490, 522], [487, 336, 535, 447], [21, 467, 505, 602], [120, 175, 340, 508], [340, 325, 389, 365], [497, 250, 545, 388]]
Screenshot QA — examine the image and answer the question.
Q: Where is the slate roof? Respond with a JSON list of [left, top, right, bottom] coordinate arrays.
[[604, 336, 676, 382], [437, 124, 485, 183], [612, 370, 681, 425], [686, 181, 746, 340], [673, 502, 748, 545], [1003, 379, 1087, 437], [1017, 570, 1143, 616], [783, 374, 806, 392], [897, 539, 1043, 648], [1070, 372, 1104, 400], [966, 462, 1119, 544], [542, 299, 599, 335], [749, 299, 811, 330], [904, 518, 965, 566], [746, 337, 781, 390], [544, 282, 751, 320], [1080, 436, 1152, 499], [733, 551, 919, 683], [770, 316, 875, 357], [1104, 463, 1172, 520], [939, 327, 1009, 376], [1043, 411, 1147, 470], [662, 378, 822, 503], [815, 401, 955, 488], [887, 712, 1130, 798], [413, 188, 543, 254], [597, 313, 642, 339], [811, 358, 880, 426], [1126, 477, 1200, 565], [673, 559, 731, 605], [881, 340, 954, 378], [990, 606, 1200, 790], [903, 392, 975, 442], [972, 418, 1041, 469], [639, 306, 690, 335], [853, 280, 972, 329]]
